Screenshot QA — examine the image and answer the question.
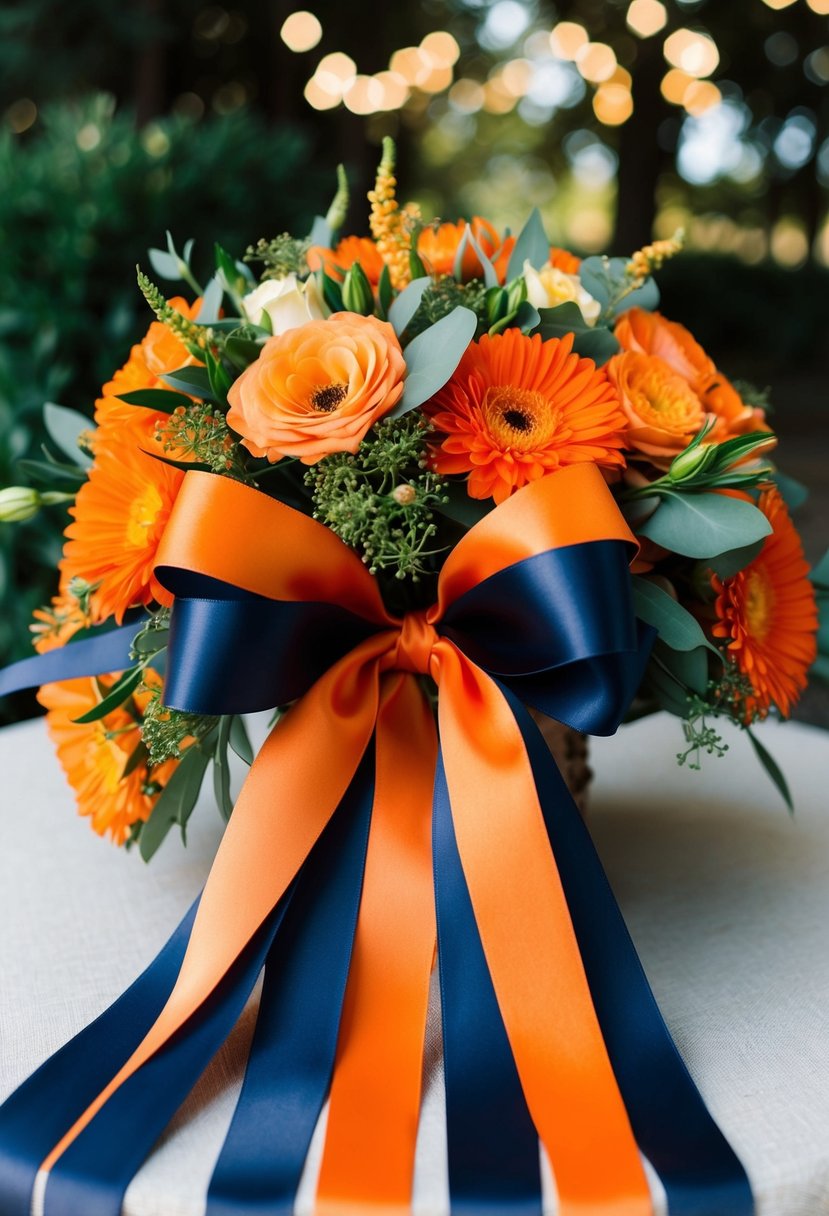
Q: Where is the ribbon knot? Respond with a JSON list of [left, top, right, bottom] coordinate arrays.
[[390, 610, 438, 676]]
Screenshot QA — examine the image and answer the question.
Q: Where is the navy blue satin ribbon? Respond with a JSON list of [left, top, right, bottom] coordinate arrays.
[[0, 621, 139, 698], [433, 755, 542, 1216], [206, 745, 374, 1215], [502, 685, 754, 1216]]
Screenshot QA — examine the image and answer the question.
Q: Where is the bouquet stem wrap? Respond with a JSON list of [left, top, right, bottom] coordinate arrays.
[[0, 463, 753, 1215]]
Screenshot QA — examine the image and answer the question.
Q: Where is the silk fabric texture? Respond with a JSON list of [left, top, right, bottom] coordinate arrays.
[[0, 462, 753, 1216]]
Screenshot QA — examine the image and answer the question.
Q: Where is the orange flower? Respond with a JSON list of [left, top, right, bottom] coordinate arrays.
[[60, 426, 184, 624], [607, 350, 706, 463], [94, 297, 201, 444], [226, 313, 406, 465], [38, 669, 177, 845], [418, 217, 513, 282], [307, 236, 386, 286], [426, 329, 627, 504], [31, 594, 90, 653], [712, 487, 818, 719], [615, 308, 771, 443], [550, 247, 581, 274]]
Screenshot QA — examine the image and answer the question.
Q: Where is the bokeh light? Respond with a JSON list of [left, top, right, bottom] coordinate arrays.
[[663, 29, 720, 78], [575, 42, 618, 83], [593, 83, 634, 125], [549, 22, 589, 61], [279, 11, 322, 53], [626, 0, 668, 38]]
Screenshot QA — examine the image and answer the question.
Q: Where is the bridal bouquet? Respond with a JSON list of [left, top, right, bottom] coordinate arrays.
[[0, 137, 823, 1216]]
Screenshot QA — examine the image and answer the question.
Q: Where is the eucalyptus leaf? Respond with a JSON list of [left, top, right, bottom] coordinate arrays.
[[452, 224, 499, 288], [706, 538, 765, 580], [639, 491, 772, 559], [228, 714, 254, 766], [388, 276, 432, 337], [513, 300, 540, 333], [197, 273, 224, 325], [579, 255, 660, 316], [43, 402, 93, 468], [307, 214, 333, 247], [73, 666, 144, 724], [773, 470, 808, 512], [392, 306, 477, 416], [505, 208, 550, 281], [810, 548, 829, 589], [139, 745, 211, 861], [632, 577, 718, 654], [18, 458, 86, 488], [642, 656, 692, 717], [160, 365, 217, 401], [747, 729, 793, 813], [653, 640, 710, 695], [148, 248, 181, 280], [116, 388, 192, 413], [535, 302, 620, 364], [213, 715, 234, 822]]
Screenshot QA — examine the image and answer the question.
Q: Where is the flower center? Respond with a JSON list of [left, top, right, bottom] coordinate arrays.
[[126, 484, 164, 549], [633, 366, 704, 435], [744, 566, 775, 641], [311, 383, 348, 413], [483, 386, 556, 451]]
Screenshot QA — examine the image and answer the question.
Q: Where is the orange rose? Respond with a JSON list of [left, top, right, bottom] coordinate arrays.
[[226, 313, 406, 465], [607, 350, 706, 463], [307, 235, 386, 286], [550, 246, 581, 274], [615, 308, 772, 444]]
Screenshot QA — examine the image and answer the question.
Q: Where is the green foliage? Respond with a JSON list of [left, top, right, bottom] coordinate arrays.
[[139, 682, 216, 767], [0, 96, 321, 720], [636, 490, 773, 559], [405, 278, 487, 339], [244, 234, 311, 280]]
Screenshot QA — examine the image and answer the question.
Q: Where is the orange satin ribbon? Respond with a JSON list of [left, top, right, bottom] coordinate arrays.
[[41, 462, 652, 1215]]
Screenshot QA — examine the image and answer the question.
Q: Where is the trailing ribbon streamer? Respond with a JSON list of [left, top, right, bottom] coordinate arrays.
[[0, 462, 753, 1216]]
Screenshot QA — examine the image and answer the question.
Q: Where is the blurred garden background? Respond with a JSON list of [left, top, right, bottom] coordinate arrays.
[[1, 0, 827, 723]]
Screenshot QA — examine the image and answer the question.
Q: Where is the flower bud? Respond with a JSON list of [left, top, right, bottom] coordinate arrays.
[[342, 262, 375, 316], [668, 441, 717, 484], [505, 275, 527, 315], [392, 483, 417, 506], [0, 486, 42, 523], [485, 286, 508, 327]]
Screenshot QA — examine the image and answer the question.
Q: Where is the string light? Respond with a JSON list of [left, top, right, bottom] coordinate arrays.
[[663, 29, 719, 78], [280, 10, 322, 53], [626, 0, 668, 38], [549, 22, 589, 60]]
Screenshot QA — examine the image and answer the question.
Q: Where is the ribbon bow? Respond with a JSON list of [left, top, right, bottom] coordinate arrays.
[[0, 463, 753, 1216]]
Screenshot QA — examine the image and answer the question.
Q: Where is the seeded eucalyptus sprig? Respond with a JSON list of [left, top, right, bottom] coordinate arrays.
[[624, 420, 775, 500]]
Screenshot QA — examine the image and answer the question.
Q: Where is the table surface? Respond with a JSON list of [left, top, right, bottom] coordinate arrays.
[[1, 711, 828, 1216]]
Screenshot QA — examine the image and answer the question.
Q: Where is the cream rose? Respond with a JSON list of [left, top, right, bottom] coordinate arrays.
[[522, 259, 601, 327], [242, 274, 326, 335]]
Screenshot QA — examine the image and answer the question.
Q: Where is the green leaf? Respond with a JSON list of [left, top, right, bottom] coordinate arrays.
[[579, 256, 660, 316], [308, 214, 333, 247], [377, 264, 393, 320], [43, 402, 93, 468], [224, 335, 264, 371], [148, 248, 181, 280], [139, 744, 211, 861], [632, 577, 717, 654], [773, 470, 808, 512], [653, 640, 710, 695], [392, 306, 477, 416], [453, 224, 499, 288], [17, 458, 86, 488], [642, 655, 693, 717], [747, 729, 793, 813], [706, 538, 765, 580], [213, 714, 234, 822], [205, 346, 232, 401], [319, 271, 343, 314], [198, 273, 224, 325], [228, 714, 254, 765], [73, 666, 144, 724], [160, 365, 217, 401], [534, 302, 619, 364], [388, 276, 432, 337], [122, 739, 150, 779], [131, 628, 170, 656], [115, 389, 192, 413], [505, 208, 550, 281], [639, 491, 772, 559], [810, 548, 829, 589]]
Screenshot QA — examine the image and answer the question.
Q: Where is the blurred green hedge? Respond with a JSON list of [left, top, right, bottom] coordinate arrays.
[[0, 95, 323, 721]]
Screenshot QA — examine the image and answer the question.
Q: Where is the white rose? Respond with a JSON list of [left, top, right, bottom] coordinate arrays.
[[242, 274, 326, 335], [522, 259, 601, 327]]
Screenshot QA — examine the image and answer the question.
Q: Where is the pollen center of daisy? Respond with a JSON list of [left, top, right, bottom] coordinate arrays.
[[310, 383, 348, 413], [126, 485, 164, 548], [484, 386, 554, 450], [744, 566, 775, 641]]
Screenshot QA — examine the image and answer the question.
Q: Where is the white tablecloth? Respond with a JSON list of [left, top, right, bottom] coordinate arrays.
[[1, 711, 828, 1215]]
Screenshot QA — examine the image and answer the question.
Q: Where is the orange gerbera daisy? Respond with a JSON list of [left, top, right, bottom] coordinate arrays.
[[38, 669, 177, 845], [307, 236, 386, 286], [60, 427, 184, 624], [30, 593, 90, 653], [615, 308, 772, 444], [418, 217, 513, 282], [426, 329, 627, 504], [94, 297, 201, 444], [712, 487, 818, 719]]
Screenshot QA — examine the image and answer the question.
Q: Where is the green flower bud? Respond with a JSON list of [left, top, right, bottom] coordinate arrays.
[[485, 286, 508, 326], [342, 262, 375, 316], [505, 275, 527, 314], [668, 441, 718, 484], [408, 249, 428, 282], [0, 486, 42, 523]]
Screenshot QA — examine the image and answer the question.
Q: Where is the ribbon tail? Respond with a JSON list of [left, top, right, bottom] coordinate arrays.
[[315, 672, 437, 1215], [0, 620, 141, 698], [206, 745, 376, 1216], [435, 639, 651, 1216], [433, 752, 542, 1215], [502, 685, 755, 1216]]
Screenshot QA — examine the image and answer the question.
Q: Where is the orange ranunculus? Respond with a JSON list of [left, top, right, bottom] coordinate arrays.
[[307, 235, 386, 286], [426, 328, 627, 505], [94, 297, 202, 444], [607, 350, 706, 463], [226, 313, 406, 465], [417, 216, 513, 282], [614, 308, 772, 443], [30, 594, 90, 653], [712, 487, 818, 720], [60, 425, 184, 624], [38, 669, 178, 845], [550, 247, 582, 274]]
